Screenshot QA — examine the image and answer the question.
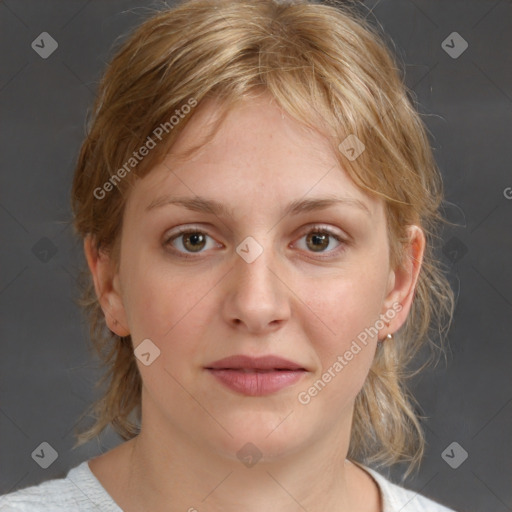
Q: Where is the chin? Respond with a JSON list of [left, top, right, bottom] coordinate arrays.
[[210, 408, 312, 462]]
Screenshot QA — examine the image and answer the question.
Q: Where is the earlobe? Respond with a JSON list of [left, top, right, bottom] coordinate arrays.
[[380, 225, 425, 336], [83, 235, 130, 337]]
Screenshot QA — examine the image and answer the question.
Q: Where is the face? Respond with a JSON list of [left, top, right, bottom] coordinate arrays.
[[89, 94, 423, 463]]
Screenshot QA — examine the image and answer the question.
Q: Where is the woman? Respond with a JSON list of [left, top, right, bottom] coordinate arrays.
[[0, 0, 457, 510]]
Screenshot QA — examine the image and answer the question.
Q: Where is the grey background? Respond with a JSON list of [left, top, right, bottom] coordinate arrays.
[[0, 1, 511, 511]]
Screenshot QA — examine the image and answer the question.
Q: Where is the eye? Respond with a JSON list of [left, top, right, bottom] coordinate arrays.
[[164, 228, 220, 258], [294, 225, 346, 256], [164, 224, 348, 260]]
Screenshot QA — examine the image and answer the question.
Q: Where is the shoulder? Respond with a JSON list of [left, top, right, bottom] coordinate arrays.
[[0, 461, 121, 512], [355, 462, 459, 512]]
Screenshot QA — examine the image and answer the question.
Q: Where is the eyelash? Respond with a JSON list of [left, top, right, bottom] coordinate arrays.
[[164, 225, 348, 261]]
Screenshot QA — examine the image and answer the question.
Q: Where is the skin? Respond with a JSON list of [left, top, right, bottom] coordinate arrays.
[[84, 93, 425, 512]]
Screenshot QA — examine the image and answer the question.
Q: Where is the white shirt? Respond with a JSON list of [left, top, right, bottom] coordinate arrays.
[[0, 460, 458, 511]]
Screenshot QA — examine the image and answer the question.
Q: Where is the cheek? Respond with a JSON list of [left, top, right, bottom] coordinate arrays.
[[123, 265, 217, 403], [303, 268, 387, 347], [121, 253, 219, 356], [298, 264, 388, 402]]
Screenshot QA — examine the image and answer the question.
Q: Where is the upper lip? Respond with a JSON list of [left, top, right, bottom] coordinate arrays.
[[205, 355, 306, 371]]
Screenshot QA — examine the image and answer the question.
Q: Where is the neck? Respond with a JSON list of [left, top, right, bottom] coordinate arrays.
[[115, 408, 372, 512], [126, 437, 356, 512]]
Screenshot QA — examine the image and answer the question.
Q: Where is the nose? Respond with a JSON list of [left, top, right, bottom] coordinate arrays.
[[222, 240, 291, 334]]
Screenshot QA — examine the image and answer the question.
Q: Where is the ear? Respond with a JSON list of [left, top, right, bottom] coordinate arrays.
[[380, 225, 425, 336], [83, 235, 130, 337]]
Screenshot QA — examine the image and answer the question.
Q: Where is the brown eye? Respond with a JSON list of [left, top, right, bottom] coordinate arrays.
[[181, 232, 206, 252], [165, 229, 218, 257], [294, 226, 346, 258], [306, 232, 330, 252]]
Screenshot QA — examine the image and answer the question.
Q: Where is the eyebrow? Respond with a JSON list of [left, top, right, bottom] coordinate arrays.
[[145, 194, 371, 217]]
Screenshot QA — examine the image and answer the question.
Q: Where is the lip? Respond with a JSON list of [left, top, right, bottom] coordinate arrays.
[[205, 355, 308, 396]]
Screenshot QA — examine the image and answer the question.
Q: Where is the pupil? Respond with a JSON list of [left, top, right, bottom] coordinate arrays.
[[185, 233, 205, 252], [308, 233, 328, 252]]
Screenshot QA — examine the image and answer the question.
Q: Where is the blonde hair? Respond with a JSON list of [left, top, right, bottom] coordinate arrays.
[[71, 0, 455, 480]]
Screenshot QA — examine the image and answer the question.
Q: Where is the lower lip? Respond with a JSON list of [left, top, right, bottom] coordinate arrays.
[[207, 369, 306, 396]]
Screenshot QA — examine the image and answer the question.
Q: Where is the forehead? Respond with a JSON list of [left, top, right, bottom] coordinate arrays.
[[125, 94, 383, 221], [167, 94, 337, 170]]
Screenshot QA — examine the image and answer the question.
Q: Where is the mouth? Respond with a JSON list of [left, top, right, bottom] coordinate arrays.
[[205, 355, 308, 396]]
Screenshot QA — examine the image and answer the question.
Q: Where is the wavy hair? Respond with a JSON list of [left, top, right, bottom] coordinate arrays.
[[70, 0, 455, 481]]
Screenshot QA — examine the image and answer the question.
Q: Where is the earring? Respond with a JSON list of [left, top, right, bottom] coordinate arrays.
[[377, 333, 393, 349]]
